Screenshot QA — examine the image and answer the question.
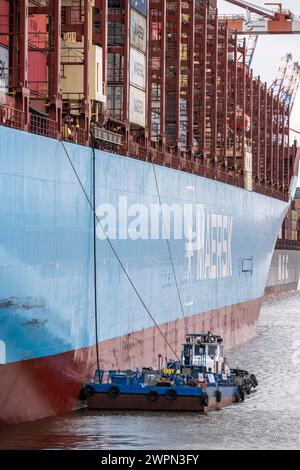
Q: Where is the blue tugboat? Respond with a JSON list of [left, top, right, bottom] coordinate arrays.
[[83, 333, 258, 412]]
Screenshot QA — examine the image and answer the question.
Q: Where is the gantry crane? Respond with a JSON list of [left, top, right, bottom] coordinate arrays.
[[280, 61, 300, 112], [223, 0, 300, 34], [245, 34, 259, 67], [269, 54, 300, 112], [269, 53, 293, 97]]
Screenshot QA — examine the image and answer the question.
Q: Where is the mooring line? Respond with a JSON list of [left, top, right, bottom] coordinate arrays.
[[60, 139, 180, 361], [151, 163, 188, 335]]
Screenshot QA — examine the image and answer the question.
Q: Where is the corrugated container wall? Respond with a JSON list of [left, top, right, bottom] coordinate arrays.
[[0, 0, 9, 97], [107, 0, 147, 128]]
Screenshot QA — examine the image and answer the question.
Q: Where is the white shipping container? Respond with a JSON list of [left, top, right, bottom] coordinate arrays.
[[91, 45, 105, 103], [129, 85, 146, 127], [130, 48, 146, 90], [130, 9, 147, 53], [0, 46, 9, 93], [244, 150, 253, 191], [245, 150, 253, 173]]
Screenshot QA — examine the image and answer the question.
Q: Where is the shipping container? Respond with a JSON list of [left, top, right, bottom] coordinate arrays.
[[130, 47, 146, 90], [130, 0, 147, 17], [0, 45, 8, 93], [129, 85, 146, 127], [130, 9, 147, 53], [107, 85, 123, 120], [0, 0, 8, 48]]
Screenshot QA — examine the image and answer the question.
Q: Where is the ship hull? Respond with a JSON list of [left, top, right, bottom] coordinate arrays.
[[0, 126, 288, 425], [0, 297, 260, 425], [266, 248, 300, 295]]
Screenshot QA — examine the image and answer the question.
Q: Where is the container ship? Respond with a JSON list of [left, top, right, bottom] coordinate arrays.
[[267, 190, 300, 295], [0, 0, 299, 425]]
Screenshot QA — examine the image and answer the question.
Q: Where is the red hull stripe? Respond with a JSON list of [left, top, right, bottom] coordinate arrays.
[[0, 297, 261, 425]]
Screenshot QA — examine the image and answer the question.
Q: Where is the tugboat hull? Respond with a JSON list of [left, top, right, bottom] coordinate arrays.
[[87, 392, 236, 412], [87, 386, 239, 412]]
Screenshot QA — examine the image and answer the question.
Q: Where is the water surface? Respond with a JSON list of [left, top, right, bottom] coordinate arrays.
[[1, 292, 300, 450]]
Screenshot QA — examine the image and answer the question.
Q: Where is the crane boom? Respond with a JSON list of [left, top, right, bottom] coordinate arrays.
[[223, 0, 300, 34], [270, 53, 293, 97], [245, 35, 258, 67], [280, 62, 300, 111], [224, 0, 276, 19]]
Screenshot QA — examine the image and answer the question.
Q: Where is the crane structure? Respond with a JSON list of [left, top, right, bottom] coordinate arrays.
[[269, 54, 300, 112], [245, 34, 259, 67], [280, 61, 300, 112], [223, 0, 300, 34], [269, 53, 293, 97]]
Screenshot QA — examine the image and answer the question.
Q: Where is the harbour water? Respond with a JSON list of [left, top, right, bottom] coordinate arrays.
[[0, 292, 300, 450]]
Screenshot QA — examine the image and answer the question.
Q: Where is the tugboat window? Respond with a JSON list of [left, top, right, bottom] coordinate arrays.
[[208, 345, 217, 356], [194, 345, 205, 355]]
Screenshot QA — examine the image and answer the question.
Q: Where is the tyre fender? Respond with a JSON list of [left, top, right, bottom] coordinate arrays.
[[202, 392, 209, 407], [166, 389, 177, 400], [108, 385, 120, 398], [148, 390, 159, 402]]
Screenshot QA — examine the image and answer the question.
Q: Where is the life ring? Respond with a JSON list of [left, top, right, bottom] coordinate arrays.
[[108, 385, 120, 398], [148, 390, 159, 402], [216, 390, 222, 403], [166, 388, 177, 401], [250, 374, 258, 387], [202, 392, 209, 407], [80, 384, 96, 400]]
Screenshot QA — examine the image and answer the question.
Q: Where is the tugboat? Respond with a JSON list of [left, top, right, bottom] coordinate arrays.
[[82, 333, 258, 412]]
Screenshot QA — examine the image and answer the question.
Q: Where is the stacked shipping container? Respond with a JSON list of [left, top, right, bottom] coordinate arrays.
[[107, 0, 147, 129], [147, 0, 294, 193], [0, 0, 297, 200]]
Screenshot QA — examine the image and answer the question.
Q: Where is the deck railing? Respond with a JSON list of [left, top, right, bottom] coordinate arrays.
[[29, 114, 57, 139], [0, 104, 290, 203], [276, 238, 300, 250], [0, 104, 24, 130]]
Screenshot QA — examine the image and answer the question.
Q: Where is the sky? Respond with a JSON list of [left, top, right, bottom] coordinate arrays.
[[218, 0, 300, 143]]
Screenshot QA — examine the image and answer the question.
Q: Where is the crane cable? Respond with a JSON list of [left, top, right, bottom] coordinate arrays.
[[60, 138, 180, 361], [290, 128, 300, 135], [151, 163, 188, 335]]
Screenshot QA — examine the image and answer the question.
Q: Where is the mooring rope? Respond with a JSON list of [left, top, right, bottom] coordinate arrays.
[[151, 163, 188, 335], [60, 139, 180, 361]]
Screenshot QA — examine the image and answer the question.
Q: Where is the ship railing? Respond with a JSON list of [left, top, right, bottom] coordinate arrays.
[[0, 104, 24, 130], [253, 183, 288, 202], [29, 114, 57, 139], [275, 238, 300, 250], [65, 126, 86, 146], [0, 108, 291, 203]]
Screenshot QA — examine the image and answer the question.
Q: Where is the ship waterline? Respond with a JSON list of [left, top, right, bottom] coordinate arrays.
[[0, 297, 260, 425]]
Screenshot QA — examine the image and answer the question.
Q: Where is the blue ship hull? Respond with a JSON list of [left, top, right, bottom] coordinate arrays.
[[0, 126, 288, 424]]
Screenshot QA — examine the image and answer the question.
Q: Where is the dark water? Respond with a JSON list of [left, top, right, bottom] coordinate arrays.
[[1, 292, 300, 450]]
